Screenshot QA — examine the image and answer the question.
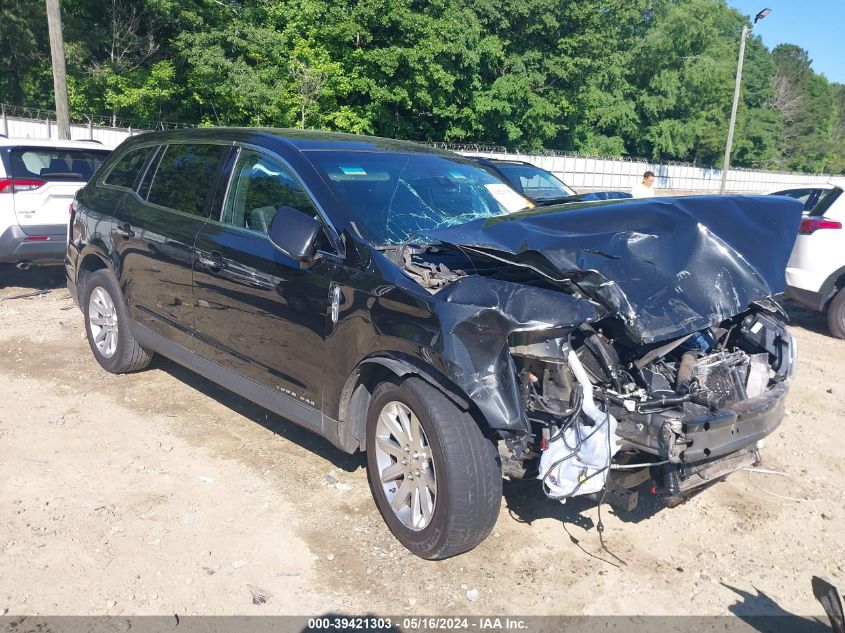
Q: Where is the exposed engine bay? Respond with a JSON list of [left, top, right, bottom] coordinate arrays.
[[508, 305, 795, 508], [386, 193, 801, 510]]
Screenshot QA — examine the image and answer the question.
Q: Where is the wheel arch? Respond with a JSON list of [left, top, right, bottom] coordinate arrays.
[[75, 249, 111, 302], [820, 265, 845, 310], [334, 352, 493, 454]]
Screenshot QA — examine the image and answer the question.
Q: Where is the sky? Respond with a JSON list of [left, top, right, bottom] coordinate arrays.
[[727, 0, 844, 84]]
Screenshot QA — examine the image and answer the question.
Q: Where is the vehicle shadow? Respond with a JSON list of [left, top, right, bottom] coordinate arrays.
[[501, 477, 664, 529], [0, 265, 66, 292], [148, 355, 365, 474], [784, 300, 830, 336], [721, 582, 829, 633]]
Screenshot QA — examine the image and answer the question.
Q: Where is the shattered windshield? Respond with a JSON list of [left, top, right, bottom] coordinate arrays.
[[306, 151, 532, 244]]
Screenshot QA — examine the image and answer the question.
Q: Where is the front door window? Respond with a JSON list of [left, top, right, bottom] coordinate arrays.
[[222, 150, 319, 233]]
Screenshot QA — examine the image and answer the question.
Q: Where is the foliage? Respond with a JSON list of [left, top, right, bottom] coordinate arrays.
[[2, 0, 842, 172]]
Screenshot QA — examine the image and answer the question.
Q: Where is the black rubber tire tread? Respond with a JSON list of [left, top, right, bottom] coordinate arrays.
[[365, 376, 502, 559], [83, 269, 153, 373], [828, 288, 845, 339]]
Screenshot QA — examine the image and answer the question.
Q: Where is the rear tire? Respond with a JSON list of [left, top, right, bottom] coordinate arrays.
[[83, 269, 153, 373], [827, 288, 845, 339], [365, 377, 502, 559]]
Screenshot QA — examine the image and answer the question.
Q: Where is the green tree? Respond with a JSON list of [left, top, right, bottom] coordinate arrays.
[[0, 0, 50, 107], [629, 0, 779, 166], [772, 44, 838, 172], [3, 0, 842, 173]]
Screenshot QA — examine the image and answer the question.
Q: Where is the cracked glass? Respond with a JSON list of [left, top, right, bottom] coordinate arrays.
[[306, 151, 532, 245]]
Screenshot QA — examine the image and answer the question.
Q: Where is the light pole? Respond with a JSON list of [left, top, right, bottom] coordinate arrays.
[[720, 8, 770, 193]]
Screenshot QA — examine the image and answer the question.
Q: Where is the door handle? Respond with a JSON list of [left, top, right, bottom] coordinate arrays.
[[330, 283, 341, 324], [198, 250, 226, 271], [116, 222, 133, 238]]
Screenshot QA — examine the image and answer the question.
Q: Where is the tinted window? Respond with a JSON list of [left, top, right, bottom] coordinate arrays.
[[147, 144, 225, 217], [10, 147, 109, 182], [103, 146, 153, 189], [493, 163, 576, 200], [771, 188, 819, 210], [137, 146, 163, 200], [222, 150, 318, 233], [307, 151, 531, 244], [809, 187, 843, 218], [772, 188, 811, 201]]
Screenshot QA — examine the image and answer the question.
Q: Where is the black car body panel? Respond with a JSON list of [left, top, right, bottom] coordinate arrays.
[[192, 220, 334, 408], [422, 194, 802, 344], [67, 128, 802, 514]]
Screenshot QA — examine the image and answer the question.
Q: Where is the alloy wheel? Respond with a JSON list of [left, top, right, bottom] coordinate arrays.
[[88, 286, 119, 358], [373, 400, 437, 530]]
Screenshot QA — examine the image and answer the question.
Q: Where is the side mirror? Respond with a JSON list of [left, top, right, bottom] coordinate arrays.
[[267, 205, 322, 262]]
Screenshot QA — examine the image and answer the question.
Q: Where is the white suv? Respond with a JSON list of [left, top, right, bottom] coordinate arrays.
[[0, 138, 110, 269], [784, 186, 845, 338]]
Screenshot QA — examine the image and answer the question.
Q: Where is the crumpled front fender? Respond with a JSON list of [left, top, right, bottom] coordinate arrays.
[[430, 275, 602, 433]]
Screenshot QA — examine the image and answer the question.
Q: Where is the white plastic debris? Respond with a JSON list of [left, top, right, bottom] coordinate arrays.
[[538, 349, 621, 501]]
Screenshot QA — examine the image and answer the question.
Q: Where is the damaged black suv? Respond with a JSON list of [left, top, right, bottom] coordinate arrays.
[[67, 129, 802, 559]]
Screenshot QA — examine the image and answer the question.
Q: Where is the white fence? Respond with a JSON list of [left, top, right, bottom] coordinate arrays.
[[3, 108, 843, 192], [457, 150, 845, 194], [1, 114, 137, 149]]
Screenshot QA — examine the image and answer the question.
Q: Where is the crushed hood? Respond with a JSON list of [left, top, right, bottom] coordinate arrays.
[[423, 195, 804, 344]]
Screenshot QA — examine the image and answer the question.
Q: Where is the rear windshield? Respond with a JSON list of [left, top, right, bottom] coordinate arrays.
[[306, 151, 532, 244], [770, 188, 822, 211], [809, 187, 843, 217], [9, 147, 109, 182]]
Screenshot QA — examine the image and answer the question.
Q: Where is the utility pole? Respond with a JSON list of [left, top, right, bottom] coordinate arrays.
[[45, 0, 70, 140], [720, 25, 747, 194], [720, 8, 770, 193]]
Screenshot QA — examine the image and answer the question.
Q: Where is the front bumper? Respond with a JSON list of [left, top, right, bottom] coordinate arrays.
[[0, 224, 67, 264], [616, 381, 788, 463], [607, 384, 788, 509], [680, 381, 788, 462]]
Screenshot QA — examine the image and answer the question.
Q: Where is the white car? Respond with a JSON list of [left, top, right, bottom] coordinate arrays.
[[769, 184, 836, 214], [0, 137, 110, 269], [784, 185, 845, 338]]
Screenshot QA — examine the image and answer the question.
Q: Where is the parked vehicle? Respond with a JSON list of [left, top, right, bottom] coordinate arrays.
[[0, 139, 109, 269], [784, 185, 845, 338], [67, 128, 801, 558], [769, 184, 835, 213], [470, 157, 631, 206]]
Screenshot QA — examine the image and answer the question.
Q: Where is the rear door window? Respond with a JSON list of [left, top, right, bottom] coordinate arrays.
[[10, 147, 109, 182], [146, 144, 226, 217], [103, 146, 154, 189]]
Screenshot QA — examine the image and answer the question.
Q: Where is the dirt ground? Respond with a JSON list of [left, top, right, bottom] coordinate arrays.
[[0, 266, 843, 618]]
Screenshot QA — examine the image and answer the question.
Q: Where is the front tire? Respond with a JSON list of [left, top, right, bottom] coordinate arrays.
[[83, 269, 153, 373], [365, 377, 502, 559], [828, 288, 845, 339]]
